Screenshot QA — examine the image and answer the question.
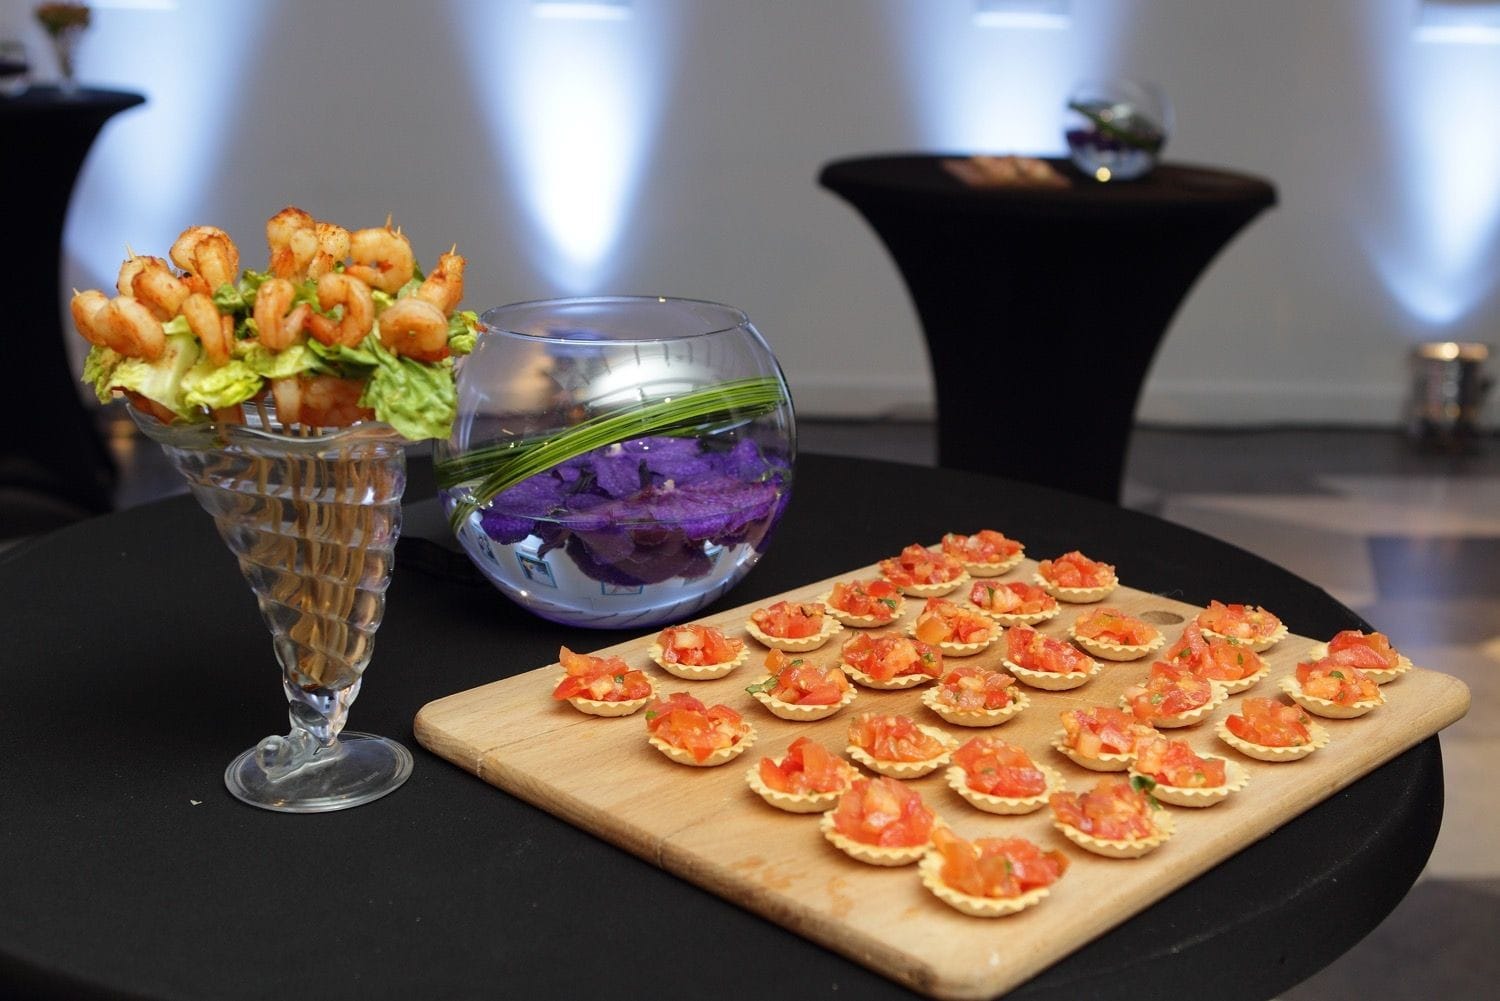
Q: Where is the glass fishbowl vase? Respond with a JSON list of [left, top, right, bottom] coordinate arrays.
[[435, 296, 796, 630], [133, 409, 412, 812], [1064, 79, 1172, 182]]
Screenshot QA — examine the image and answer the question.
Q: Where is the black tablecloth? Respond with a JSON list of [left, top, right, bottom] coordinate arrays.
[[0, 454, 1438, 1000], [819, 155, 1277, 503]]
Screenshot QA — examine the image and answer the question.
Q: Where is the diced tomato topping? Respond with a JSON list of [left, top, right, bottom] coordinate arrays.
[[551, 646, 653, 702], [755, 648, 851, 706], [757, 736, 854, 795], [878, 543, 966, 587], [940, 530, 1022, 565], [1196, 600, 1282, 641], [1006, 626, 1092, 675], [840, 632, 943, 681], [1049, 778, 1158, 841], [1072, 606, 1158, 646], [1162, 623, 1265, 682], [847, 712, 947, 762], [1325, 630, 1401, 672], [967, 580, 1057, 617], [952, 736, 1047, 797], [655, 624, 744, 667], [1295, 658, 1381, 706], [1121, 660, 1216, 721], [826, 578, 902, 621], [1132, 735, 1226, 788], [1224, 696, 1312, 747], [912, 598, 996, 646], [1036, 551, 1115, 589], [930, 665, 1016, 711], [1058, 706, 1156, 759], [930, 827, 1067, 899], [644, 691, 747, 762], [750, 600, 826, 639], [829, 775, 936, 847]]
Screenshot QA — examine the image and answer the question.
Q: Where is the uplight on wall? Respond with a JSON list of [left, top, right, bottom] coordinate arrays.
[[1416, 0, 1500, 44], [534, 1, 631, 22], [973, 1, 1070, 30], [461, 1, 670, 294]]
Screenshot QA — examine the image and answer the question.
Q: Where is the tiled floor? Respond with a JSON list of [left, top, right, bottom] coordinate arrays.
[[48, 414, 1500, 998]]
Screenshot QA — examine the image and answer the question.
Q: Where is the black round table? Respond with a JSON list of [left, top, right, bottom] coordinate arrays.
[[0, 454, 1438, 1001], [819, 155, 1277, 503], [1, 86, 145, 518]]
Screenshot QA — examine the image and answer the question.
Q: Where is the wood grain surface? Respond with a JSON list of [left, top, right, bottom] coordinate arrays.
[[414, 554, 1471, 1000]]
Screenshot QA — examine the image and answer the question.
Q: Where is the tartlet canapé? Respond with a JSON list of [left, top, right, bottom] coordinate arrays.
[[1119, 661, 1228, 728], [1128, 735, 1249, 808], [551, 646, 655, 717], [819, 577, 905, 628], [1216, 696, 1329, 762], [645, 691, 756, 766], [820, 775, 940, 866], [907, 597, 998, 656], [1002, 625, 1101, 691], [919, 828, 1067, 917], [744, 600, 843, 652], [1052, 706, 1159, 772], [1195, 600, 1288, 653], [945, 736, 1061, 815], [845, 712, 957, 778], [1161, 623, 1268, 694], [1033, 551, 1118, 603], [1280, 659, 1384, 719], [1307, 629, 1413, 685], [745, 736, 858, 813], [920, 665, 1029, 727], [745, 649, 858, 721], [1067, 606, 1163, 662], [966, 579, 1061, 626], [838, 632, 944, 690], [878, 543, 970, 598], [1049, 777, 1174, 859], [647, 623, 748, 680], [939, 529, 1025, 578]]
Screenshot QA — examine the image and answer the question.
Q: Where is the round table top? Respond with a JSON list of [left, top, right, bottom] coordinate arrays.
[[0, 453, 1438, 1001], [819, 153, 1277, 219]]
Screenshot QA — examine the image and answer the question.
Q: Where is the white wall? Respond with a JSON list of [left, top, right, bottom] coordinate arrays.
[[10, 0, 1498, 426]]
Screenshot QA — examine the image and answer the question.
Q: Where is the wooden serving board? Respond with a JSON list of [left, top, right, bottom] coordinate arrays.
[[414, 556, 1471, 1000]]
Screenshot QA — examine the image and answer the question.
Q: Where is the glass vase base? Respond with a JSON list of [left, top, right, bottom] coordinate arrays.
[[224, 732, 413, 813]]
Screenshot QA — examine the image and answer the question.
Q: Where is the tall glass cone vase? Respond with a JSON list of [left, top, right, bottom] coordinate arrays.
[[132, 410, 413, 812]]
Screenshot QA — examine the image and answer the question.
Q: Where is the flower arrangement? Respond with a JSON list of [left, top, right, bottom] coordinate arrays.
[[34, 2, 90, 90]]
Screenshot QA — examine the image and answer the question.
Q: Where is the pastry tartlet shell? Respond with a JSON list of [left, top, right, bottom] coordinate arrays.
[[647, 642, 749, 681], [648, 724, 757, 767], [1004, 656, 1100, 692], [1119, 682, 1228, 729], [1306, 642, 1413, 685], [847, 724, 957, 778], [841, 662, 938, 691], [1050, 730, 1137, 772], [817, 590, 905, 629], [905, 619, 996, 658], [1279, 676, 1383, 719], [819, 811, 936, 866], [918, 851, 1053, 917], [1198, 620, 1288, 653], [750, 681, 859, 721], [1068, 623, 1164, 662], [958, 549, 1026, 578], [744, 612, 844, 653], [920, 685, 1030, 727], [945, 763, 1062, 816], [1053, 808, 1174, 859], [744, 764, 853, 814], [1128, 757, 1249, 808], [1033, 571, 1117, 604], [1215, 718, 1330, 762]]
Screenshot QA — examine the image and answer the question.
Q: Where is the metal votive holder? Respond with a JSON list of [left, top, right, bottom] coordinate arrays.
[[1407, 341, 1493, 447]]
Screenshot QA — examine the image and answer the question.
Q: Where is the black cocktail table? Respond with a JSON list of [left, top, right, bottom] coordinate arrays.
[[0, 454, 1438, 1000]]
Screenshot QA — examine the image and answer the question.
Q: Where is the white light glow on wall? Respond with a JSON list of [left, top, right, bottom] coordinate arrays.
[[973, 1, 1070, 30], [456, 1, 673, 294], [1360, 5, 1500, 328], [61, 2, 261, 293], [887, 1, 1125, 153], [1416, 0, 1500, 44], [534, 1, 631, 21]]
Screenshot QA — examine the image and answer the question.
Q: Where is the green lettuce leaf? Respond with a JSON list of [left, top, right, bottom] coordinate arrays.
[[82, 345, 124, 403], [239, 341, 330, 380], [448, 309, 479, 355], [101, 331, 204, 420], [180, 358, 263, 411], [356, 337, 457, 441]]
